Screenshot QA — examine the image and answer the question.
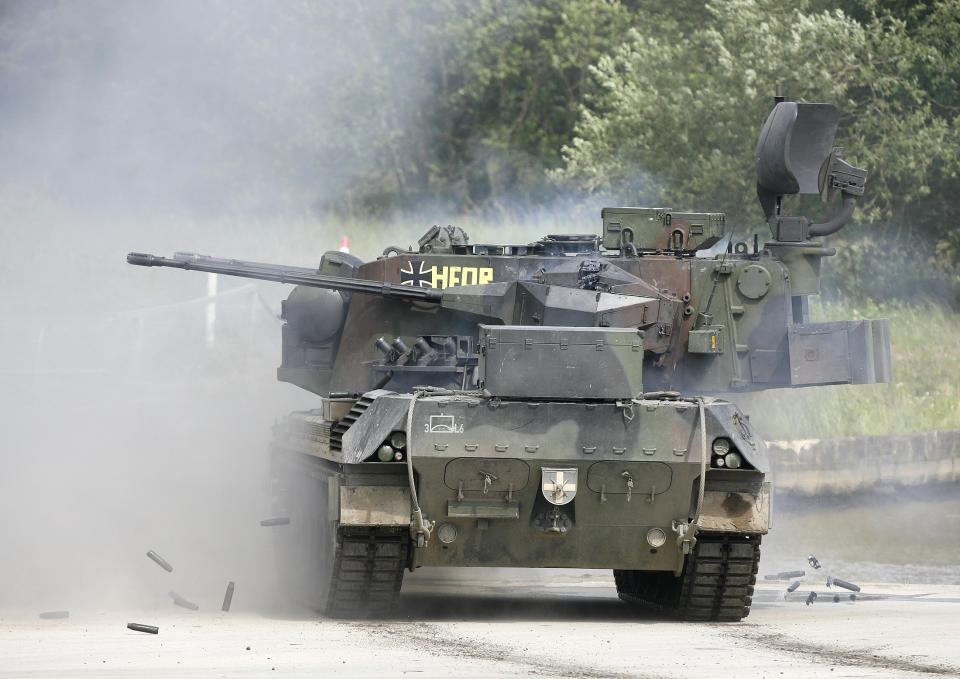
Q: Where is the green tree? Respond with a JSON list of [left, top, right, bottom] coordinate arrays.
[[325, 0, 645, 215], [554, 0, 960, 244]]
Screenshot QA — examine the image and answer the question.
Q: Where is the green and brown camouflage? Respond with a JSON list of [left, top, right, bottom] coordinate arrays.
[[127, 98, 889, 621]]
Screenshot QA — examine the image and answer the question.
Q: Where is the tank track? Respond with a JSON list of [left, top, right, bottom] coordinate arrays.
[[325, 526, 409, 619], [614, 532, 760, 621]]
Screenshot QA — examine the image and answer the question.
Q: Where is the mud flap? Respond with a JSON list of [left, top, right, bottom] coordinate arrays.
[[697, 482, 770, 533], [339, 485, 412, 526]]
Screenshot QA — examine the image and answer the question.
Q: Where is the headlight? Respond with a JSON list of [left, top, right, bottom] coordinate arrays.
[[724, 451, 743, 469], [437, 523, 458, 544], [646, 527, 667, 548], [712, 437, 731, 455], [389, 431, 407, 449]]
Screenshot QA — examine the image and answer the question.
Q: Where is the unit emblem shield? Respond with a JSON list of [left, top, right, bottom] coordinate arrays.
[[541, 467, 578, 506]]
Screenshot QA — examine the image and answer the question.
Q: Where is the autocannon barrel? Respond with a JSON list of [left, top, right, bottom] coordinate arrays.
[[173, 251, 318, 275], [127, 252, 443, 303]]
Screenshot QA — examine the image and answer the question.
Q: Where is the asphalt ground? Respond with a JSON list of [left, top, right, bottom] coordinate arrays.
[[4, 570, 959, 679]]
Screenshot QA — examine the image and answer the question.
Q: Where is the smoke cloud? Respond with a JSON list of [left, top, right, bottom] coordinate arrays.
[[0, 0, 427, 614]]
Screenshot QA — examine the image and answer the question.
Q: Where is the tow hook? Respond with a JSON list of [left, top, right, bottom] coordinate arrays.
[[673, 520, 697, 555]]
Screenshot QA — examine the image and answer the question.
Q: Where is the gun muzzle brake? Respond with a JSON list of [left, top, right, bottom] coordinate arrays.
[[127, 252, 166, 267]]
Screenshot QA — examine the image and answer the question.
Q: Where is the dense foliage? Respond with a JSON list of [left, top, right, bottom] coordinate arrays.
[[552, 0, 960, 303]]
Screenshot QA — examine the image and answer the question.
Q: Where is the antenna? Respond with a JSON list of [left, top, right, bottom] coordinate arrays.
[[755, 99, 866, 241]]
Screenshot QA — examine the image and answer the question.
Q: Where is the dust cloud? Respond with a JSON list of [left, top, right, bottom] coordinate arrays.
[[0, 0, 581, 618], [0, 0, 405, 615], [0, 274, 316, 613]]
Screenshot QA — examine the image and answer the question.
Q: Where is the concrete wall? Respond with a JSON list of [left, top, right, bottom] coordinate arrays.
[[766, 429, 960, 495]]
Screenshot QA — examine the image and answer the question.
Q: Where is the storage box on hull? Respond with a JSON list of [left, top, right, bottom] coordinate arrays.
[[478, 325, 643, 400]]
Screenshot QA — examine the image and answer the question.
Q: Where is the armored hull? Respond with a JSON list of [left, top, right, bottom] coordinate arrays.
[[270, 391, 768, 619]]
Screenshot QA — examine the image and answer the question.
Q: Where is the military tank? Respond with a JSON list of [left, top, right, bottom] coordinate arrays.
[[128, 98, 890, 621]]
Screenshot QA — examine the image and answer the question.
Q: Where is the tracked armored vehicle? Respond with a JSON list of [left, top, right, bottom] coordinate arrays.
[[128, 98, 890, 621]]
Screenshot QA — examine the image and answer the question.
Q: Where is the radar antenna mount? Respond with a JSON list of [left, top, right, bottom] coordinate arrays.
[[755, 92, 867, 242]]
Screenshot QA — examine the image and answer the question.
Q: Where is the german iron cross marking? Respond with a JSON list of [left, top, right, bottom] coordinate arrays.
[[400, 260, 433, 288]]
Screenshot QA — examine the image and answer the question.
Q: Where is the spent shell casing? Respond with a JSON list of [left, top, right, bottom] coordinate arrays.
[[831, 577, 861, 592], [39, 611, 69, 619], [127, 622, 159, 634], [786, 581, 801, 593], [805, 591, 817, 606], [169, 592, 198, 611], [146, 550, 173, 572], [260, 517, 291, 527], [807, 554, 822, 569], [778, 570, 805, 579], [222, 581, 235, 612]]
